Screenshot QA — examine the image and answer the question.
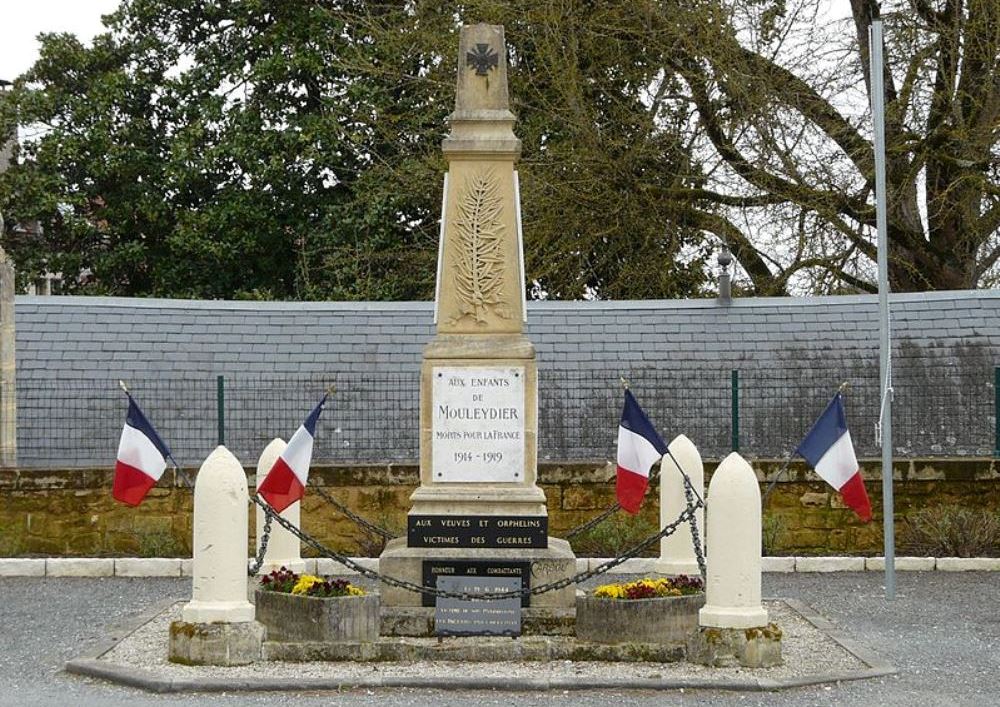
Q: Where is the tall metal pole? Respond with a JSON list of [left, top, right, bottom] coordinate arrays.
[[871, 19, 895, 600], [994, 367, 999, 458], [216, 374, 225, 446], [731, 369, 740, 452]]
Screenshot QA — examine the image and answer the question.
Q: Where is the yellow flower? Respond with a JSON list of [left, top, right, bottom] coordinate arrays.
[[347, 585, 366, 596], [291, 574, 322, 595], [591, 576, 694, 600], [593, 583, 627, 599]]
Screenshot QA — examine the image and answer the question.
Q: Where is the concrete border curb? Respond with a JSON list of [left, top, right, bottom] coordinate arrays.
[[64, 596, 894, 694], [7, 555, 1000, 577]]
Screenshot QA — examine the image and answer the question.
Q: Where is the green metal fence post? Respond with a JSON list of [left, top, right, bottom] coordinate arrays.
[[995, 367, 999, 458], [216, 374, 225, 446], [731, 369, 739, 452]]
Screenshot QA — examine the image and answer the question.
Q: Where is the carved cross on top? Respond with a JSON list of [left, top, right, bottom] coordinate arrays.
[[466, 43, 498, 76]]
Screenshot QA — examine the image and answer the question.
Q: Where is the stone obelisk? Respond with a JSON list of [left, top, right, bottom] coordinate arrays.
[[379, 24, 575, 619]]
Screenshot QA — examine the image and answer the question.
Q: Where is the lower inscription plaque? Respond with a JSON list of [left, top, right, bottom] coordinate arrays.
[[435, 576, 522, 637], [422, 559, 531, 608], [408, 515, 548, 549]]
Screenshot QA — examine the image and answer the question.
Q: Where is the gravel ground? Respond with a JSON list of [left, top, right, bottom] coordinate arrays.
[[2, 571, 999, 706]]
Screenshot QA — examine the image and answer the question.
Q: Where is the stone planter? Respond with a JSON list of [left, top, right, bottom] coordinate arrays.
[[255, 589, 380, 643], [575, 593, 705, 645]]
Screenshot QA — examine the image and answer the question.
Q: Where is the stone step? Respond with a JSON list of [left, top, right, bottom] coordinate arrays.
[[262, 635, 686, 663]]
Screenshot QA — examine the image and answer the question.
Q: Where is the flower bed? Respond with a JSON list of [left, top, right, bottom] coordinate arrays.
[[255, 567, 379, 643], [576, 576, 705, 645], [592, 576, 704, 600]]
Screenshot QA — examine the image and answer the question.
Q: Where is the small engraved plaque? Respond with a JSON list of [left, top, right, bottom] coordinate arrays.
[[421, 559, 531, 608], [435, 576, 521, 637], [432, 366, 525, 482]]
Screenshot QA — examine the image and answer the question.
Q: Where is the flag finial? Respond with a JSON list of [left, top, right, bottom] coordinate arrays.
[[620, 376, 629, 390], [838, 381, 850, 394], [325, 384, 337, 396], [119, 380, 130, 395]]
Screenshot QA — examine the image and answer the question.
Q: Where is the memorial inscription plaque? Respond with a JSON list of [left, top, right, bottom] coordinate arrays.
[[434, 576, 522, 637], [421, 559, 531, 608], [432, 366, 525, 483]]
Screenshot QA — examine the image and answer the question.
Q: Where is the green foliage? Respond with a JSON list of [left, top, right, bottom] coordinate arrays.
[[900, 507, 1000, 558], [4, 1, 995, 298], [762, 513, 787, 556], [569, 512, 659, 558], [0, 0, 710, 301]]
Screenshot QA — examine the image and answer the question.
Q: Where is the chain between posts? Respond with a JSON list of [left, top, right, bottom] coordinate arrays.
[[180, 457, 700, 580], [167, 428, 703, 581], [250, 493, 702, 602], [248, 508, 273, 576], [253, 458, 705, 579], [312, 485, 395, 541]]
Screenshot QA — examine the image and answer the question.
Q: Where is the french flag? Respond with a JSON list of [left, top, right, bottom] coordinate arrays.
[[616, 389, 668, 514], [796, 393, 872, 522], [258, 395, 326, 512], [114, 397, 171, 506]]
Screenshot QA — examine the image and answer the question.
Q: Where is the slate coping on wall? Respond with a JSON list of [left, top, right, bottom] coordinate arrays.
[[7, 556, 1000, 577]]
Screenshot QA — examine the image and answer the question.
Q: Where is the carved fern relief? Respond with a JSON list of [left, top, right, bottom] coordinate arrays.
[[449, 169, 510, 325]]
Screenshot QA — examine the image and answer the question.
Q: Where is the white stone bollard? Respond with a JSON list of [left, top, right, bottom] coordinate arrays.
[[653, 434, 704, 576], [182, 445, 255, 623], [699, 451, 768, 629], [254, 438, 305, 574]]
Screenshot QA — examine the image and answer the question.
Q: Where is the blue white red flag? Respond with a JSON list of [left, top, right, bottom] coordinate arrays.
[[796, 393, 872, 522], [258, 395, 327, 512], [616, 389, 668, 514], [114, 396, 171, 506]]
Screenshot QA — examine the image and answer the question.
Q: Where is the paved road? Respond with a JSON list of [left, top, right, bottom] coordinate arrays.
[[2, 571, 998, 706]]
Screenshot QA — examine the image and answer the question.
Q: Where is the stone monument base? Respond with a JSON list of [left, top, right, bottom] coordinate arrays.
[[686, 624, 783, 668], [381, 606, 576, 637], [377, 536, 577, 611], [168, 620, 264, 666], [262, 635, 687, 663]]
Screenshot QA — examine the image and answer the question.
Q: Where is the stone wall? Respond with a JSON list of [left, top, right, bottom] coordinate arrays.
[[2, 459, 997, 557]]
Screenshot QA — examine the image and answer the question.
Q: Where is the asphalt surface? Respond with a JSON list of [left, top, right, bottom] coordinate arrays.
[[2, 571, 998, 706]]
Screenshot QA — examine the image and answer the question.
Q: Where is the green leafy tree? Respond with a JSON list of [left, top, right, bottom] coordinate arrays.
[[0, 0, 711, 300], [4, 1, 994, 299]]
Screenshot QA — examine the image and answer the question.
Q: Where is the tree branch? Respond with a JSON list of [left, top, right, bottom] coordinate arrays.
[[680, 207, 783, 294], [734, 46, 874, 180], [678, 60, 873, 226]]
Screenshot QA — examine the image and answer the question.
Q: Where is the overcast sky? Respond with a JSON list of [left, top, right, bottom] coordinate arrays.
[[0, 0, 122, 82]]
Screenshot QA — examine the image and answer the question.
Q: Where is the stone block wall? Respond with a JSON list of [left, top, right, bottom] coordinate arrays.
[[1, 459, 997, 557]]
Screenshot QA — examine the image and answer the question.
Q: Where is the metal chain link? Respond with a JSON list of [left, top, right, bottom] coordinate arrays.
[[250, 494, 702, 602], [311, 484, 395, 541], [563, 501, 622, 541], [173, 453, 702, 582], [247, 507, 273, 576], [168, 457, 277, 577], [679, 467, 706, 578], [564, 462, 667, 540]]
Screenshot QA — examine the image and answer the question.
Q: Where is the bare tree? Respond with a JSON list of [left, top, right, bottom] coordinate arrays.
[[664, 0, 1000, 293]]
